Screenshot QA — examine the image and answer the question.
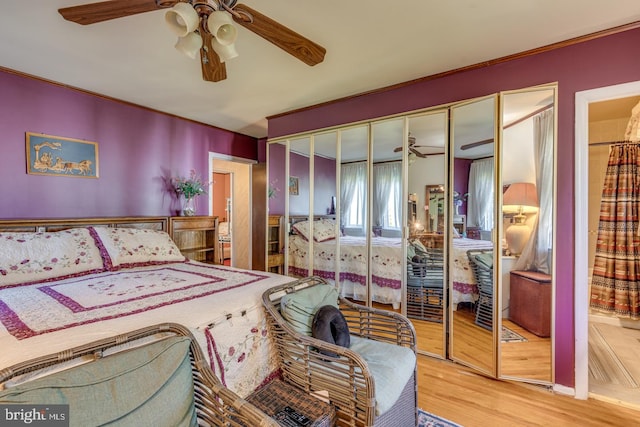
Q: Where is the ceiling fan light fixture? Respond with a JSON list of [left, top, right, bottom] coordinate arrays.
[[165, 3, 200, 37], [207, 11, 237, 46], [212, 38, 238, 62], [175, 32, 203, 59]]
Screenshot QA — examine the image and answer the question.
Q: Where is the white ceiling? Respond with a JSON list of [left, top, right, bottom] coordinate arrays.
[[1, 1, 639, 139]]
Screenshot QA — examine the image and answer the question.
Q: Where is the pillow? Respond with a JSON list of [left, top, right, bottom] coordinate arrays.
[[313, 218, 336, 242], [0, 228, 104, 288], [312, 305, 350, 356], [410, 239, 429, 257], [280, 284, 340, 336], [291, 220, 310, 241], [0, 336, 197, 427], [91, 227, 186, 270], [292, 219, 337, 242]]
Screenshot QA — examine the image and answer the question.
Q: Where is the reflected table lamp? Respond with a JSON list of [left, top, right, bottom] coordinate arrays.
[[503, 182, 538, 256]]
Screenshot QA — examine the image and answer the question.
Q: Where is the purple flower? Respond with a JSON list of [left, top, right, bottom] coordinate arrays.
[[51, 258, 58, 263], [237, 353, 246, 363], [20, 259, 30, 264], [228, 347, 236, 356]]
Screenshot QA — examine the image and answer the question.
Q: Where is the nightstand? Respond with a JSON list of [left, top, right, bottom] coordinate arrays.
[[169, 216, 219, 264]]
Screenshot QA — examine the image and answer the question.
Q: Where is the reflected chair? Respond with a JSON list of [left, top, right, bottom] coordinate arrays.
[[406, 247, 444, 322], [467, 249, 494, 330], [262, 277, 417, 427], [0, 323, 277, 427]]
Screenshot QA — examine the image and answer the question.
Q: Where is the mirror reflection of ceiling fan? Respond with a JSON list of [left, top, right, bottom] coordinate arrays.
[[393, 134, 444, 158], [58, 0, 326, 82]]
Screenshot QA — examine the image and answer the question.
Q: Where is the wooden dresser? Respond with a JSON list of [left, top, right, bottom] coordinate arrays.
[[509, 270, 552, 337]]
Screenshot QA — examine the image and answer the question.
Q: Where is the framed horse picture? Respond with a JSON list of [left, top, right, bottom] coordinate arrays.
[[26, 133, 99, 178]]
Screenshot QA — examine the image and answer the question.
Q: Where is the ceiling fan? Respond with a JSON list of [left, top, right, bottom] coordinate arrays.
[[393, 134, 443, 158], [58, 0, 326, 82]]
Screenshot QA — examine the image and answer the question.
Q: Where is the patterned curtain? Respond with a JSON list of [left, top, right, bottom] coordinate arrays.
[[590, 143, 640, 319]]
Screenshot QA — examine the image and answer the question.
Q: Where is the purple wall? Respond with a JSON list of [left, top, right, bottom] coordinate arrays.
[[0, 70, 258, 218], [266, 27, 640, 388]]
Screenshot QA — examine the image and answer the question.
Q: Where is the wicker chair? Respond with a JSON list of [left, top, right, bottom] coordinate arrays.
[[406, 247, 444, 322], [467, 249, 494, 330], [0, 323, 278, 427], [262, 276, 417, 427]]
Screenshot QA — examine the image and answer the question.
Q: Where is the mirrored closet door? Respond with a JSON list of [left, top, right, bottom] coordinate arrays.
[[498, 86, 556, 384], [406, 111, 448, 357], [449, 95, 498, 377]]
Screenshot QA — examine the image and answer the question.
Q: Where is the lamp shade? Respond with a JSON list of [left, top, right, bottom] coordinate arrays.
[[503, 182, 538, 214], [212, 39, 238, 62], [175, 32, 203, 59], [207, 11, 237, 46], [165, 3, 200, 37]]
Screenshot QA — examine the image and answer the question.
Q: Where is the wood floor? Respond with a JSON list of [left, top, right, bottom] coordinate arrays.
[[417, 356, 640, 426]]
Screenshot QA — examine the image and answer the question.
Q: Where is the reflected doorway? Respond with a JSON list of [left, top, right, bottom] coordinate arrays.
[[213, 171, 232, 266]]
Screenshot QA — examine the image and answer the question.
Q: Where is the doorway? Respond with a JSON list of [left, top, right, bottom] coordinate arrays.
[[213, 171, 232, 266], [575, 81, 640, 404], [210, 155, 254, 270]]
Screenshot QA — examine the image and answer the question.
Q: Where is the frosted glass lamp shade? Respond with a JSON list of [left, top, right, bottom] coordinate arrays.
[[212, 39, 238, 62], [207, 11, 238, 46], [175, 32, 203, 59], [165, 3, 200, 37]]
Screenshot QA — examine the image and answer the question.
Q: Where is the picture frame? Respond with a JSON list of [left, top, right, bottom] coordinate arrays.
[[289, 176, 299, 195], [26, 132, 99, 178]]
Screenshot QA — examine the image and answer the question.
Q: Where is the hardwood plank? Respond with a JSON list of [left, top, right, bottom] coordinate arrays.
[[417, 356, 640, 426]]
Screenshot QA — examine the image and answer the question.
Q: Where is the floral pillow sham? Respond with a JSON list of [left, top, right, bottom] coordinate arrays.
[[91, 227, 186, 270], [0, 228, 105, 288], [292, 219, 337, 243]]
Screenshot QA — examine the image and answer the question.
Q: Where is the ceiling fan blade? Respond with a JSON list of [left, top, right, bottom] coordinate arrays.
[[393, 147, 403, 153], [232, 4, 326, 66], [460, 138, 494, 151], [200, 30, 227, 82], [409, 147, 428, 158], [59, 0, 178, 25]]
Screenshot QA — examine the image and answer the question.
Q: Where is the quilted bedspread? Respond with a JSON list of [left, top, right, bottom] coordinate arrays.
[[0, 261, 293, 397]]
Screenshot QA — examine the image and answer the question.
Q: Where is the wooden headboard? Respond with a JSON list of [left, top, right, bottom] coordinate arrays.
[[0, 217, 168, 233]]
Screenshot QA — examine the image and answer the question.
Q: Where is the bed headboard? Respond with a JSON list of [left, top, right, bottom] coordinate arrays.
[[0, 217, 168, 233]]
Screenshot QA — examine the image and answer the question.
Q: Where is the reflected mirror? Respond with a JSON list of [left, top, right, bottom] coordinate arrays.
[[499, 87, 555, 383], [312, 132, 338, 284], [371, 118, 404, 311], [338, 125, 371, 306], [407, 111, 448, 357], [450, 96, 497, 376], [288, 137, 311, 278]]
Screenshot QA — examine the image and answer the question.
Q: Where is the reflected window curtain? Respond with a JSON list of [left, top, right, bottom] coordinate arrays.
[[467, 158, 494, 230], [340, 162, 367, 230], [590, 143, 640, 319], [515, 109, 554, 273], [373, 162, 401, 228]]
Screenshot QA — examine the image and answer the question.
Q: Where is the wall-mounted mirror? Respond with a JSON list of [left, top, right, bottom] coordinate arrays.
[[288, 137, 312, 278], [450, 95, 498, 377], [499, 87, 555, 384], [407, 111, 448, 357]]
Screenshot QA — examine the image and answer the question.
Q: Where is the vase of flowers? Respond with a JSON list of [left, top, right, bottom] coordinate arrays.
[[173, 170, 208, 216]]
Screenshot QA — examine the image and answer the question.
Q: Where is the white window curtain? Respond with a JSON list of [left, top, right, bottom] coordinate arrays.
[[373, 162, 402, 228], [515, 109, 554, 273], [340, 162, 367, 229], [467, 158, 494, 230]]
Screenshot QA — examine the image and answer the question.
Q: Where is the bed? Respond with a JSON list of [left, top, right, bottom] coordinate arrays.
[[0, 217, 294, 398], [287, 216, 403, 307], [450, 237, 494, 309]]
